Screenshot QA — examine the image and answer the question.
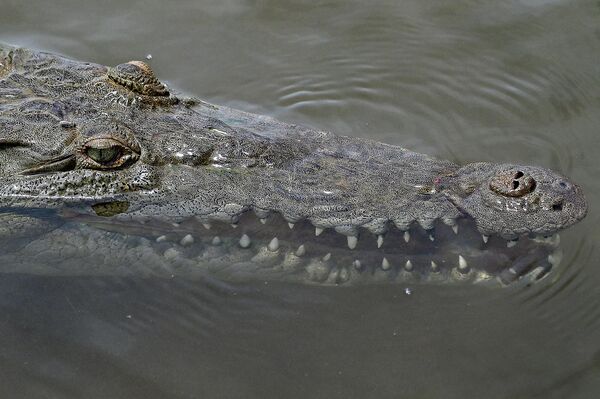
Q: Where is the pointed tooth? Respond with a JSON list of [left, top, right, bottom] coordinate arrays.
[[403, 231, 410, 243], [239, 234, 251, 248], [315, 227, 324, 236], [353, 259, 362, 270], [260, 218, 267, 225], [156, 235, 167, 243], [267, 237, 279, 252], [163, 248, 180, 260], [339, 267, 350, 283], [452, 225, 458, 234], [347, 235, 358, 250], [231, 223, 238, 229], [322, 253, 331, 261], [295, 244, 306, 257], [377, 235, 384, 248], [507, 239, 518, 248], [458, 255, 468, 271], [202, 223, 212, 230], [543, 233, 560, 246], [381, 257, 391, 270], [443, 217, 456, 226], [288, 222, 295, 229], [482, 234, 489, 244], [180, 234, 194, 246], [326, 268, 340, 284], [430, 260, 439, 272], [548, 249, 563, 266], [429, 234, 435, 242], [405, 260, 413, 271], [212, 236, 222, 245]]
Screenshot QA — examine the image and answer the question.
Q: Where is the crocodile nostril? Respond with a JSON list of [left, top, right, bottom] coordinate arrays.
[[490, 170, 537, 197], [552, 201, 563, 211]]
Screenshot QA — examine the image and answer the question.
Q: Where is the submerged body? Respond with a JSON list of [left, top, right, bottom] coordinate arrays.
[[0, 43, 587, 285]]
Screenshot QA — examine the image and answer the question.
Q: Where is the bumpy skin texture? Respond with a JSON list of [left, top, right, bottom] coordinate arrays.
[[0, 43, 587, 285]]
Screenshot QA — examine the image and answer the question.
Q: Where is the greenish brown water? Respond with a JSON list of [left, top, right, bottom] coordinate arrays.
[[1, 1, 599, 398]]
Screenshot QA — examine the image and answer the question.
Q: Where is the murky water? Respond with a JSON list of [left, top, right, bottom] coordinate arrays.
[[1, 0, 599, 398]]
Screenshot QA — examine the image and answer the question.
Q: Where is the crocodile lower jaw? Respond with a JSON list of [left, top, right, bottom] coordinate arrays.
[[48, 209, 562, 286]]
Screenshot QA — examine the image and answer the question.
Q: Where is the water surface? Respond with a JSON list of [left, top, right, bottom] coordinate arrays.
[[1, 1, 599, 398]]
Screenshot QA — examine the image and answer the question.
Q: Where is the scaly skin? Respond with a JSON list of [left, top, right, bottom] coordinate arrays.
[[0, 43, 587, 285]]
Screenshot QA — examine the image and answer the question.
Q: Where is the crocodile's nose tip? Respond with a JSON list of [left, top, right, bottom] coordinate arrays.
[[489, 169, 537, 198]]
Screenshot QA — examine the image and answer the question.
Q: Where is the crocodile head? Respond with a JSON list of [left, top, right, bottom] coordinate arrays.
[[0, 110, 584, 285], [0, 46, 588, 285], [437, 163, 587, 239]]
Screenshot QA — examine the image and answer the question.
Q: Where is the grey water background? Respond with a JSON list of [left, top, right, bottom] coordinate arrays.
[[1, 0, 599, 398]]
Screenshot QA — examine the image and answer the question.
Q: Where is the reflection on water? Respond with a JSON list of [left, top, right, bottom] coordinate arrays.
[[0, 0, 599, 398]]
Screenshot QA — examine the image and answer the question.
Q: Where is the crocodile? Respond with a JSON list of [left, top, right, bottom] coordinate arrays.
[[0, 43, 587, 285]]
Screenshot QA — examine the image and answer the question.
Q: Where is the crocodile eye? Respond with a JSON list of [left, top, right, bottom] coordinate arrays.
[[86, 146, 121, 164], [81, 138, 139, 169]]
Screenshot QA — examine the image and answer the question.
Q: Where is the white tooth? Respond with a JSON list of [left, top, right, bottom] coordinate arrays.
[[339, 268, 349, 283], [482, 234, 489, 244], [430, 260, 438, 272], [231, 224, 238, 229], [172, 222, 180, 227], [288, 222, 295, 229], [156, 235, 167, 243], [180, 234, 194, 246], [295, 244, 306, 257], [405, 260, 413, 271], [163, 248, 179, 260], [507, 240, 517, 248], [458, 255, 468, 270], [315, 227, 324, 236], [212, 236, 222, 245], [260, 218, 267, 224], [267, 237, 279, 252], [322, 253, 331, 261], [548, 249, 563, 266], [377, 235, 384, 248], [347, 235, 358, 250], [452, 225, 458, 234], [239, 234, 251, 248], [381, 257, 391, 270], [429, 234, 435, 242], [353, 259, 362, 269], [202, 223, 211, 230], [543, 234, 560, 246], [403, 231, 410, 243]]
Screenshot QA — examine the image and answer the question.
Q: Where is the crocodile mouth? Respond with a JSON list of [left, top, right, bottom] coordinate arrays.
[[59, 207, 563, 286]]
